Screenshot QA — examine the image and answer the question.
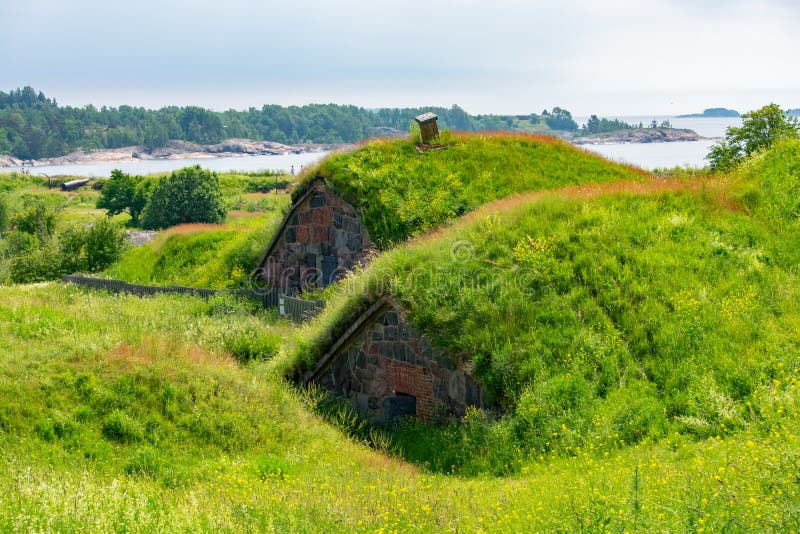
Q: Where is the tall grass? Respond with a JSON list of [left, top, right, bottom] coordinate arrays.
[[102, 194, 290, 288], [297, 132, 650, 248], [1, 284, 799, 531], [287, 166, 800, 473]]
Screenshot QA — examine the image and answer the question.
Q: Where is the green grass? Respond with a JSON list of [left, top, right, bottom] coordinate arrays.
[[1, 283, 799, 531], [286, 167, 800, 474], [2, 143, 800, 530], [102, 195, 290, 288], [0, 170, 292, 288], [298, 132, 649, 248]]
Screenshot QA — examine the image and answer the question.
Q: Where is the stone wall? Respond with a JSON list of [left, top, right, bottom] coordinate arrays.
[[257, 181, 372, 294], [313, 303, 484, 423]]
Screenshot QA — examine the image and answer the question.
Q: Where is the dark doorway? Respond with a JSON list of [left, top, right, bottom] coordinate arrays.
[[384, 394, 416, 421]]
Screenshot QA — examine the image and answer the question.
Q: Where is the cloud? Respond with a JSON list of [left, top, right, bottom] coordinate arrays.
[[1, 0, 797, 114]]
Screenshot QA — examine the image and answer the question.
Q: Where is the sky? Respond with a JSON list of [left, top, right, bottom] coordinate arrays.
[[1, 0, 798, 116]]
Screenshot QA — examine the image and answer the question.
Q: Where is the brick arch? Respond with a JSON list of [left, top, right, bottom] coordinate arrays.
[[303, 299, 486, 423]]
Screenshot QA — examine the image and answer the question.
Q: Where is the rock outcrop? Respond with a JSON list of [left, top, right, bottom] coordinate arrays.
[[572, 128, 704, 145]]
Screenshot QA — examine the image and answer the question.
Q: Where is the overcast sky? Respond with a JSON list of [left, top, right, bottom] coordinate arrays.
[[1, 0, 798, 116]]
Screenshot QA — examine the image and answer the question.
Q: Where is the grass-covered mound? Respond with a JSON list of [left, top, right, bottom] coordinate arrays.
[[736, 138, 800, 230], [287, 169, 800, 473], [0, 170, 292, 287], [2, 283, 800, 531], [296, 132, 649, 248], [103, 198, 288, 289]]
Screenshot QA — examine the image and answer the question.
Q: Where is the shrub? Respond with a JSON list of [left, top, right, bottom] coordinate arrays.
[[222, 325, 282, 363], [708, 104, 799, 171], [2, 230, 39, 257], [96, 169, 151, 225], [60, 218, 125, 274], [9, 197, 57, 241], [9, 218, 124, 282], [0, 194, 7, 231], [141, 166, 226, 230], [9, 242, 63, 283]]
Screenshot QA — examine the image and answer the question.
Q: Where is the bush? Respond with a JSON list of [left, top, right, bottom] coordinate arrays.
[[9, 242, 63, 283], [141, 166, 226, 230], [9, 218, 124, 283], [96, 169, 151, 225], [2, 230, 39, 258], [9, 197, 57, 241], [708, 104, 799, 171], [221, 325, 282, 363], [60, 218, 125, 273]]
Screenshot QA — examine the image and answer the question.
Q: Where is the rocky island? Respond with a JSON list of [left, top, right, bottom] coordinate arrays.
[[572, 127, 705, 145], [676, 107, 740, 118]]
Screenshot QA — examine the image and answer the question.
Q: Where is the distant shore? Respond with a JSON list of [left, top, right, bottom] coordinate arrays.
[[572, 127, 708, 145], [0, 139, 349, 169], [0, 129, 714, 169]]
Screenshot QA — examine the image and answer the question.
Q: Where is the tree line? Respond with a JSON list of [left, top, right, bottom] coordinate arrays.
[[0, 87, 583, 160]]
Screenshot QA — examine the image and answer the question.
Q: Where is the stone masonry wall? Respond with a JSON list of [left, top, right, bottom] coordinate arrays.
[[259, 182, 372, 294], [315, 305, 484, 423]]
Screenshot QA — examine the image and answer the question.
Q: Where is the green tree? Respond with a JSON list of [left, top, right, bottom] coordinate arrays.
[[96, 169, 149, 225], [10, 198, 56, 241], [59, 218, 125, 273], [707, 103, 800, 171], [131, 178, 155, 225], [544, 107, 578, 131], [140, 166, 226, 230]]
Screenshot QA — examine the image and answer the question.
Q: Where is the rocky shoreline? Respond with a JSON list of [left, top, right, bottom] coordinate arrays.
[[0, 138, 348, 168], [572, 128, 707, 145], [0, 129, 711, 168]]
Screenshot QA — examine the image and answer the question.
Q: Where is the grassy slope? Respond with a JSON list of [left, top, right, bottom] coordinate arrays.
[[3, 144, 800, 530], [102, 195, 289, 288], [0, 170, 292, 288], [299, 132, 649, 248], [287, 160, 800, 471], [1, 284, 799, 531], [101, 172, 293, 288]]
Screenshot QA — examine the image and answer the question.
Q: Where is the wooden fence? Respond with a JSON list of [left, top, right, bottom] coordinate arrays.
[[61, 274, 325, 323]]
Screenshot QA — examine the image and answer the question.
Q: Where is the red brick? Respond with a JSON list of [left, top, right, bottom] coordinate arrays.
[[297, 226, 310, 243], [311, 226, 328, 242]]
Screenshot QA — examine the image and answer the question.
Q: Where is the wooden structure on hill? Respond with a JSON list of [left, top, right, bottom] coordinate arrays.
[[414, 112, 439, 144]]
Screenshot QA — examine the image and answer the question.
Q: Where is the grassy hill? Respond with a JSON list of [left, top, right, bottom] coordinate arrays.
[[1, 284, 799, 531], [286, 143, 800, 474], [297, 132, 649, 248], [2, 139, 800, 530], [102, 198, 288, 289]]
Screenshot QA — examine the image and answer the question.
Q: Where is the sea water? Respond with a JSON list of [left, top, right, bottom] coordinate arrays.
[[9, 116, 744, 176], [16, 151, 330, 178], [574, 115, 743, 170]]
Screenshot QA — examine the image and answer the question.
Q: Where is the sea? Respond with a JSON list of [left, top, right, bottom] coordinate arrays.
[[18, 151, 330, 178], [574, 115, 742, 170], [6, 116, 742, 176]]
